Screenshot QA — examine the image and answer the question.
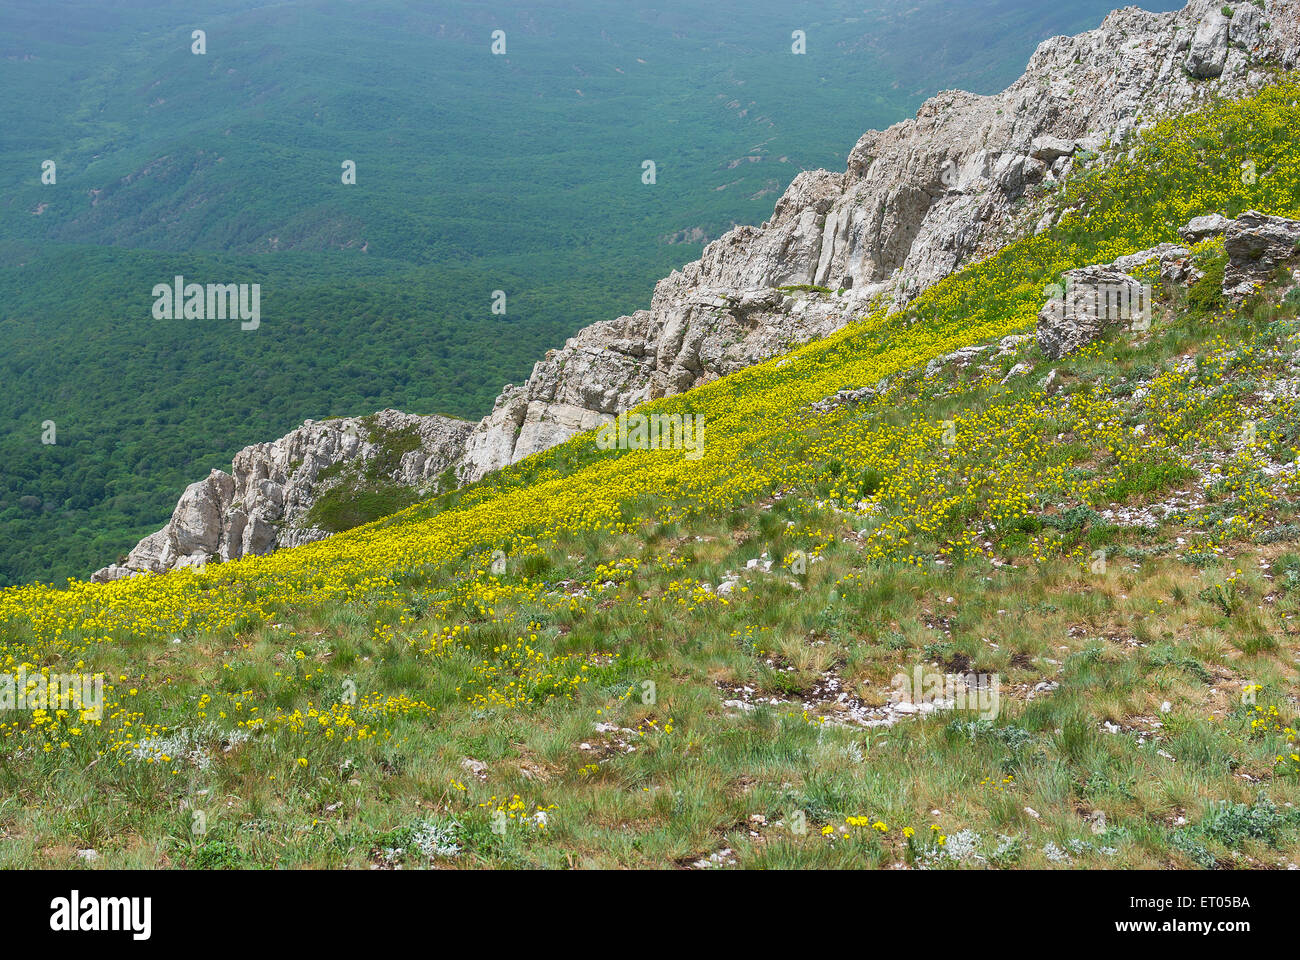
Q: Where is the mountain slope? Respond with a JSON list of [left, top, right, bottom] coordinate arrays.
[[95, 0, 1300, 582], [1, 73, 1299, 867], [455, 0, 1300, 481], [1, 0, 1171, 586]]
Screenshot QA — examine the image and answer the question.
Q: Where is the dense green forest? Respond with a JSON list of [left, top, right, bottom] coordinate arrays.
[[0, 0, 1181, 584]]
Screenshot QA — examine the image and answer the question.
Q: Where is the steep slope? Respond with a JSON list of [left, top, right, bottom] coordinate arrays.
[[455, 0, 1300, 479], [4, 74, 1300, 867], [96, 0, 1300, 581]]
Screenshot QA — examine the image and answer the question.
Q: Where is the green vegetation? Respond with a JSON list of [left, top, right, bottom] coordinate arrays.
[[306, 482, 421, 535], [303, 417, 432, 532], [1188, 249, 1229, 313]]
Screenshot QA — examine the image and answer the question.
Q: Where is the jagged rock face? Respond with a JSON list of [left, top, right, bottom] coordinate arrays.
[[457, 0, 1300, 481], [1187, 7, 1232, 77], [456, 282, 860, 478], [92, 411, 471, 581]]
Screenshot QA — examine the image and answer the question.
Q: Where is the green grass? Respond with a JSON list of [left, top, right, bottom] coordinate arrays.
[[305, 482, 421, 535]]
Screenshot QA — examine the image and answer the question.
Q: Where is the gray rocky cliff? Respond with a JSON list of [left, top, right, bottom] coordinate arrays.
[[93, 410, 471, 581]]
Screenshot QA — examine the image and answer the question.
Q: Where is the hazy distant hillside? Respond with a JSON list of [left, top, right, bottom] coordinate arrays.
[[0, 0, 1180, 584]]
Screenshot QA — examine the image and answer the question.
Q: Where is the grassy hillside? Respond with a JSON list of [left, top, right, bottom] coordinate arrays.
[[3, 78, 1297, 870], [0, 0, 1182, 585]]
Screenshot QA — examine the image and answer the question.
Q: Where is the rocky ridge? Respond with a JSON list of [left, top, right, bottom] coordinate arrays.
[[95, 0, 1300, 580], [94, 411, 470, 581], [456, 0, 1300, 483]]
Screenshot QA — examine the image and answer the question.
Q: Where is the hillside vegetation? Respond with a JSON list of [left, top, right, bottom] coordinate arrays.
[[1, 81, 1298, 868]]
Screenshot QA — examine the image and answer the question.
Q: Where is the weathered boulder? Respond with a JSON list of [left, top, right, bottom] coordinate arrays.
[[810, 386, 877, 414], [1222, 210, 1300, 297], [1036, 244, 1194, 359], [1001, 362, 1032, 384], [925, 345, 990, 379], [171, 472, 234, 557], [1037, 266, 1151, 360], [922, 333, 1036, 383], [1178, 213, 1231, 242], [89, 564, 142, 584], [1030, 136, 1078, 163], [996, 334, 1037, 356], [1111, 243, 1190, 273], [1036, 208, 1300, 359], [1227, 3, 1268, 50], [1186, 7, 1230, 78]]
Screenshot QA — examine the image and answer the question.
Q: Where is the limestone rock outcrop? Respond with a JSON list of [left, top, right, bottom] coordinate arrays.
[[1037, 264, 1155, 361], [1178, 213, 1233, 243], [1036, 243, 1203, 360], [1037, 211, 1300, 359], [1186, 7, 1232, 78], [1223, 210, 1300, 297], [455, 0, 1300, 480], [92, 411, 471, 580]]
